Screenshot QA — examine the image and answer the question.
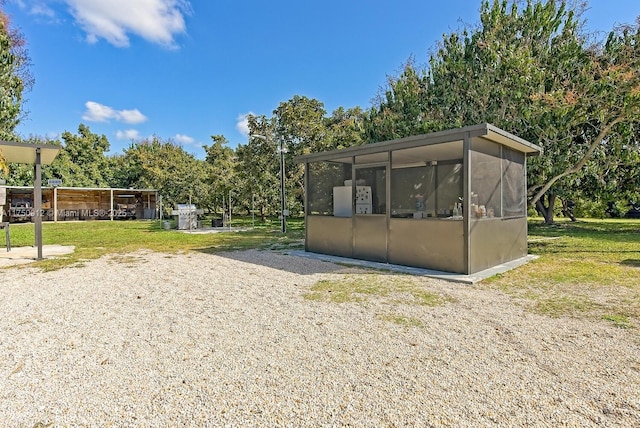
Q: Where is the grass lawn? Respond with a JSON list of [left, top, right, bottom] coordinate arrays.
[[4, 216, 305, 271], [4, 216, 639, 328], [485, 218, 640, 328]]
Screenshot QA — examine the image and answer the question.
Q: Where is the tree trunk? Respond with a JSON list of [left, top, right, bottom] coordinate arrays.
[[560, 198, 577, 222], [536, 194, 556, 224]]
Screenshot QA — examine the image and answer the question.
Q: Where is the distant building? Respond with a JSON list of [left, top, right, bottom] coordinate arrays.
[[0, 186, 158, 223]]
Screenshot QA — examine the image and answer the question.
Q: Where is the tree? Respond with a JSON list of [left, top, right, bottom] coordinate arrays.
[[202, 135, 237, 214], [0, 5, 32, 177], [326, 106, 366, 149], [0, 7, 32, 141], [272, 95, 329, 214], [364, 59, 436, 142], [57, 124, 111, 187], [235, 98, 366, 218], [238, 115, 280, 221], [117, 136, 209, 213], [365, 0, 640, 223]]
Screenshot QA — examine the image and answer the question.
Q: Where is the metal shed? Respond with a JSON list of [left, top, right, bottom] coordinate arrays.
[[295, 123, 542, 275]]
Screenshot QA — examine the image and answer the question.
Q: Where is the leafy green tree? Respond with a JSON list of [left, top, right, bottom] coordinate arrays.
[[0, 9, 31, 141], [117, 136, 208, 213], [326, 106, 366, 150], [0, 6, 32, 177], [57, 124, 111, 187], [202, 134, 237, 214], [236, 98, 366, 218], [364, 59, 435, 142], [239, 114, 280, 220], [272, 95, 329, 214]]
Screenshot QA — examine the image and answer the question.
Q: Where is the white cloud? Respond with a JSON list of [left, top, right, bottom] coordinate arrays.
[[31, 4, 56, 18], [117, 108, 148, 124], [82, 101, 148, 124], [13, 1, 57, 19], [174, 133, 194, 145], [64, 0, 190, 48], [236, 112, 253, 137], [116, 129, 141, 140]]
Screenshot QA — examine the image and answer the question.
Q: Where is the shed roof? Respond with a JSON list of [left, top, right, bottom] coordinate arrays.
[[0, 141, 61, 165], [295, 123, 542, 163], [3, 186, 157, 192]]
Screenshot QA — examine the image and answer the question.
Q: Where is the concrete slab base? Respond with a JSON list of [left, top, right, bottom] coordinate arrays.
[[176, 227, 251, 234], [288, 250, 538, 284], [0, 245, 76, 267]]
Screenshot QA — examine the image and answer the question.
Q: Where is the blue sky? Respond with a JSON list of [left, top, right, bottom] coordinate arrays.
[[4, 0, 639, 158]]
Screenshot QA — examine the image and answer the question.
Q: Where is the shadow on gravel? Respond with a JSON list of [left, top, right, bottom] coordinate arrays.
[[194, 248, 392, 276]]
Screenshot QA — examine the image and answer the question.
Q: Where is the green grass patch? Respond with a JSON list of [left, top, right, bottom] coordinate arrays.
[[303, 274, 448, 307], [4, 217, 305, 271], [486, 218, 640, 328], [601, 314, 634, 329]]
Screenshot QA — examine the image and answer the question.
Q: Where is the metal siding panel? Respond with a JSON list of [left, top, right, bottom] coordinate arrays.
[[469, 217, 528, 273], [388, 219, 465, 273], [353, 215, 388, 262], [306, 216, 353, 257]]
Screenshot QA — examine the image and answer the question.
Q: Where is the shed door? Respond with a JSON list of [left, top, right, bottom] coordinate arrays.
[[353, 164, 387, 262]]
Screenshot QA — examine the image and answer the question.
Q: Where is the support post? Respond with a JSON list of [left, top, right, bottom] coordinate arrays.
[[34, 148, 43, 260], [463, 132, 471, 274], [279, 142, 287, 234], [53, 187, 58, 222]]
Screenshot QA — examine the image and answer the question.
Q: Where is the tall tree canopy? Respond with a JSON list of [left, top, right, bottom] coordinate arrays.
[[116, 136, 208, 213], [202, 135, 236, 213], [57, 124, 111, 187], [365, 0, 640, 223], [0, 8, 30, 140], [0, 5, 32, 177]]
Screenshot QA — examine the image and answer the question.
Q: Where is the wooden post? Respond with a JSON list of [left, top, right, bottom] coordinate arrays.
[[53, 186, 58, 222]]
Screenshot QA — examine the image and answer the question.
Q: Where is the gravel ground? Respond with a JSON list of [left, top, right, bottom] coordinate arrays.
[[1, 249, 639, 427]]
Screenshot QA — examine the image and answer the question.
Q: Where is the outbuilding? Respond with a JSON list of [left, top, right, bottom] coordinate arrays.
[[296, 123, 542, 275], [1, 186, 158, 222]]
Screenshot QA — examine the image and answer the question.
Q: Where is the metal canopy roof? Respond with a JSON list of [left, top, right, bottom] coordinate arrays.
[[295, 123, 542, 163], [0, 141, 61, 165]]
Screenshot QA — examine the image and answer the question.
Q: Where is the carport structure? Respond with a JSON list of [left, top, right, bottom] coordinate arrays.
[[296, 124, 542, 275], [0, 141, 61, 259]]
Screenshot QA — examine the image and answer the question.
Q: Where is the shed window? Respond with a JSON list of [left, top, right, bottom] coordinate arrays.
[[470, 139, 502, 218], [391, 160, 462, 218], [502, 147, 525, 217], [355, 165, 386, 215], [307, 161, 351, 216]]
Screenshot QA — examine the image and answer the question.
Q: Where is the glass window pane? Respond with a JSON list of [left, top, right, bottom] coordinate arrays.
[[307, 161, 351, 216], [355, 166, 386, 214]]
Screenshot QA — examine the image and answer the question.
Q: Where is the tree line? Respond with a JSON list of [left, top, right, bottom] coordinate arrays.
[[1, 0, 639, 224]]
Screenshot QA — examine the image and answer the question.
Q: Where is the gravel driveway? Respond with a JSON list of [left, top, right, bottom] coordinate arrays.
[[1, 249, 638, 427]]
